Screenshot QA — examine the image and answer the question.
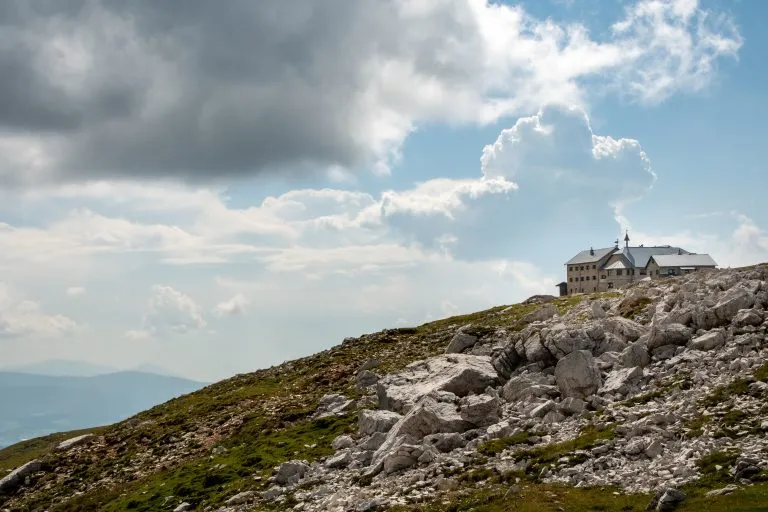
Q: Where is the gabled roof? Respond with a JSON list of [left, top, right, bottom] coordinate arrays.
[[603, 259, 630, 270], [651, 254, 718, 268], [627, 246, 688, 268], [565, 247, 616, 265]]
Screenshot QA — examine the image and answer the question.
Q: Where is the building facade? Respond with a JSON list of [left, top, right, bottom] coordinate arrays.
[[560, 234, 717, 296]]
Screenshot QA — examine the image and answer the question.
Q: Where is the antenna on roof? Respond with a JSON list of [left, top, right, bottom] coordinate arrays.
[[614, 239, 619, 248]]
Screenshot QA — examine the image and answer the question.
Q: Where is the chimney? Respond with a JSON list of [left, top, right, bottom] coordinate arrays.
[[590, 247, 594, 256]]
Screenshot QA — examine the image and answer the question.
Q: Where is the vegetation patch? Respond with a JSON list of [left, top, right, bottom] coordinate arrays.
[[700, 378, 750, 408], [0, 427, 105, 473], [617, 296, 653, 320], [682, 415, 711, 439], [41, 415, 355, 512], [513, 424, 616, 477], [388, 482, 649, 512], [754, 361, 768, 382], [477, 431, 535, 457]]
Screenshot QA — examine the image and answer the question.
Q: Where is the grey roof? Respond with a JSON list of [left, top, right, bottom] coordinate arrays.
[[651, 254, 718, 268], [625, 246, 689, 268], [565, 247, 617, 265], [604, 259, 630, 270]]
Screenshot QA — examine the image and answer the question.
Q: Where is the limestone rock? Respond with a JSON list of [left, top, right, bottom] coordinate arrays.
[[502, 374, 558, 402], [544, 327, 595, 359], [459, 393, 500, 427], [647, 487, 686, 511], [733, 308, 763, 328], [522, 303, 558, 323], [491, 344, 522, 380], [713, 286, 755, 323], [445, 332, 478, 354], [273, 460, 309, 486], [376, 354, 499, 413], [620, 342, 651, 368], [0, 460, 41, 495], [688, 329, 726, 351], [56, 434, 94, 451], [315, 394, 355, 418], [332, 435, 355, 451], [559, 397, 585, 416], [226, 490, 255, 505], [555, 350, 602, 399], [647, 323, 691, 350], [359, 410, 402, 436], [356, 370, 380, 391], [600, 366, 643, 396]]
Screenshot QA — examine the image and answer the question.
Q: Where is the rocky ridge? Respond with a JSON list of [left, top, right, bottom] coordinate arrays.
[[1, 265, 768, 511]]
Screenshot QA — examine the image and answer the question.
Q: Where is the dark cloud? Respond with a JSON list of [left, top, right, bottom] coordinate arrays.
[[0, 0, 485, 185]]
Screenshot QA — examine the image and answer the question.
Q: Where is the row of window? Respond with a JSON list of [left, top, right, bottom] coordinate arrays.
[[569, 276, 597, 282], [570, 286, 598, 294], [569, 264, 596, 272]]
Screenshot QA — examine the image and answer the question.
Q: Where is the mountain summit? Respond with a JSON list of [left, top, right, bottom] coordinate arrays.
[[1, 265, 767, 511]]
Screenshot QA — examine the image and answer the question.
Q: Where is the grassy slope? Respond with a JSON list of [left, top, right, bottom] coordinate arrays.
[[1, 277, 767, 511]]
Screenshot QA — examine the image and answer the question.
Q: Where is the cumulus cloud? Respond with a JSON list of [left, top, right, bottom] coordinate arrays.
[[128, 285, 207, 339], [0, 0, 741, 186], [65, 286, 86, 297], [213, 294, 250, 317], [0, 283, 79, 338], [481, 105, 656, 216]]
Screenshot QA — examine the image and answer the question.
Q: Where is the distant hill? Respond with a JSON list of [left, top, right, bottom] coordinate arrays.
[[0, 359, 119, 377], [0, 371, 206, 448]]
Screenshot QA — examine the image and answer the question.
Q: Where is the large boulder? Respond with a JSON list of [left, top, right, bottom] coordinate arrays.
[[315, 394, 355, 418], [599, 366, 643, 396], [359, 410, 402, 436], [445, 332, 478, 354], [458, 393, 501, 427], [647, 323, 691, 350], [554, 350, 602, 399], [543, 326, 595, 359], [502, 374, 558, 402], [491, 343, 523, 380], [376, 354, 499, 413], [0, 459, 41, 495], [713, 286, 756, 323], [620, 342, 651, 368], [522, 303, 559, 323], [601, 316, 647, 342], [524, 333, 553, 363], [733, 308, 764, 328], [273, 460, 309, 486], [688, 330, 726, 351]]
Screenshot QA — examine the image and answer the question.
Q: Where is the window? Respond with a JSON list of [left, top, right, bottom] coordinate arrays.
[[608, 282, 614, 289], [592, 276, 596, 280], [601, 275, 606, 279], [617, 269, 623, 276], [569, 278, 572, 282], [656, 270, 659, 275], [592, 265, 596, 269], [593, 287, 596, 292], [640, 270, 646, 275], [580, 276, 584, 281]]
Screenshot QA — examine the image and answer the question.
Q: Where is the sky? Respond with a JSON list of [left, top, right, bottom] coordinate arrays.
[[0, 0, 766, 382]]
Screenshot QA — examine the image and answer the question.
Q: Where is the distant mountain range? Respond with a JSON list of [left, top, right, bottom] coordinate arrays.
[[0, 359, 183, 378], [0, 370, 207, 448]]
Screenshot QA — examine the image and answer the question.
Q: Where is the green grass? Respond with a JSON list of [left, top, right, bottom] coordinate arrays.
[[512, 424, 616, 477], [477, 431, 535, 456], [682, 415, 711, 439], [0, 427, 105, 472], [388, 482, 650, 512], [700, 378, 750, 408], [35, 415, 355, 512], [617, 296, 653, 320], [754, 361, 768, 382]]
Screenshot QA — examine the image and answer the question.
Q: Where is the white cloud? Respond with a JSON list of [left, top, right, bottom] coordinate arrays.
[[213, 294, 250, 317], [130, 285, 207, 338], [66, 286, 86, 297], [0, 0, 742, 185], [0, 283, 79, 339]]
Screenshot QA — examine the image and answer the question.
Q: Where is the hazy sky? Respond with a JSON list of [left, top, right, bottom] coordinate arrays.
[[0, 0, 765, 381]]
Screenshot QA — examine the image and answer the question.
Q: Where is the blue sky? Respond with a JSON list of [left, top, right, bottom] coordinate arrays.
[[0, 0, 765, 381]]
